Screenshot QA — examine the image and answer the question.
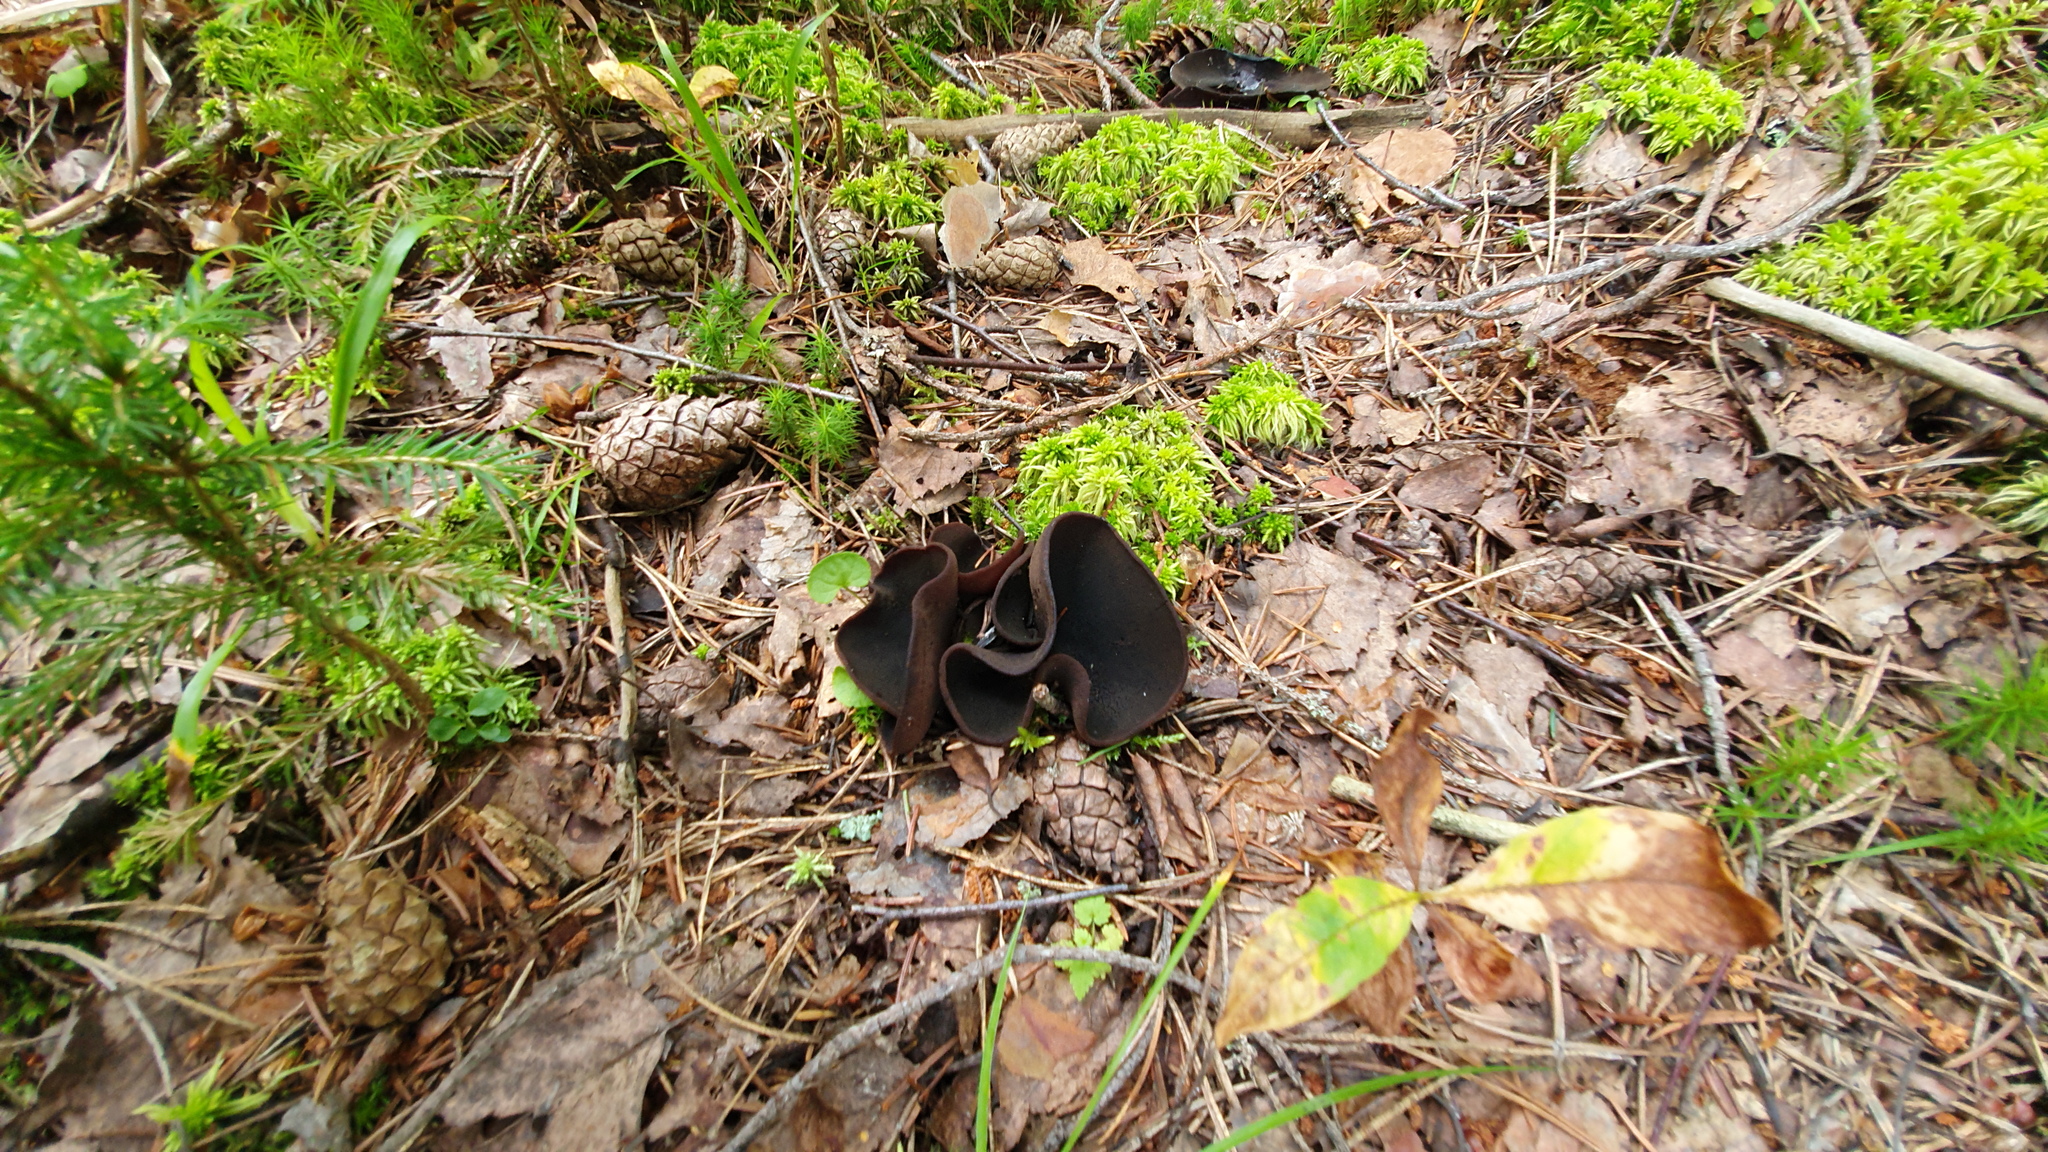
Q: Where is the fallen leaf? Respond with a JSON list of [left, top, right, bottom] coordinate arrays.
[[1062, 236, 1157, 304], [750, 1041, 917, 1152], [1730, 145, 1841, 238], [704, 693, 800, 758], [1710, 623, 1834, 720], [1426, 907, 1545, 1004], [1276, 257, 1383, 315], [427, 301, 497, 398], [941, 181, 1005, 269], [1565, 375, 1749, 516], [1340, 937, 1417, 1034], [438, 974, 666, 1151], [587, 59, 689, 139], [877, 412, 976, 514], [1438, 807, 1781, 954], [1572, 128, 1656, 194], [1397, 452, 1495, 516], [1345, 127, 1457, 216], [1216, 875, 1419, 1044], [997, 988, 1099, 1079], [1038, 307, 1141, 360], [688, 64, 739, 102], [991, 964, 1132, 1148], [907, 765, 1031, 850], [495, 355, 606, 430], [1380, 408, 1429, 446], [1224, 540, 1415, 722], [1373, 708, 1446, 880]]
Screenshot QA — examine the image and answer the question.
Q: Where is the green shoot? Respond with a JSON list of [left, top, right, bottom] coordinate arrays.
[[1204, 361, 1329, 448], [1817, 788, 2048, 866], [1521, 0, 1688, 62], [783, 847, 836, 889], [1056, 870, 1230, 1152], [765, 387, 862, 466], [135, 1059, 270, 1150], [321, 622, 537, 742], [1980, 466, 2048, 536], [976, 914, 1028, 1152], [1011, 726, 1056, 753], [831, 159, 943, 228], [1941, 658, 2048, 760], [1039, 117, 1258, 229], [331, 219, 436, 448], [1331, 36, 1431, 97], [808, 552, 874, 604], [1745, 722, 1879, 807], [1055, 896, 1125, 1000]]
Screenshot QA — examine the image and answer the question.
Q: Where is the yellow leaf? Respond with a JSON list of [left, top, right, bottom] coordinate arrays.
[[689, 64, 740, 103], [1216, 876, 1418, 1045], [1435, 807, 1780, 954], [941, 155, 982, 186], [587, 59, 690, 139]]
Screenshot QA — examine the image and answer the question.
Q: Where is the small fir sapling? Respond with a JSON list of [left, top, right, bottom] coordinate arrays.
[[1203, 361, 1329, 448]]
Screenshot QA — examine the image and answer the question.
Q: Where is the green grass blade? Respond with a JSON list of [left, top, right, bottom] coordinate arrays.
[[329, 219, 436, 447], [976, 914, 1028, 1152], [169, 619, 252, 768], [1196, 1067, 1501, 1152], [1057, 871, 1232, 1152]]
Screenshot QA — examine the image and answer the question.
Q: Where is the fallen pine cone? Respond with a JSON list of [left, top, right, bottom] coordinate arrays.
[[1231, 18, 1289, 58], [1498, 545, 1668, 616], [600, 217, 696, 285], [1031, 738, 1140, 882], [588, 395, 765, 511], [1122, 22, 1216, 74], [322, 861, 451, 1028], [963, 234, 1063, 294], [989, 122, 1083, 175], [815, 207, 871, 287]]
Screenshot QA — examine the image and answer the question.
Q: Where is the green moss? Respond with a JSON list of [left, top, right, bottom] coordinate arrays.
[[763, 386, 860, 465], [1039, 118, 1257, 230], [691, 18, 888, 120], [1330, 35, 1431, 97], [1532, 57, 1745, 161], [1864, 0, 2048, 145], [322, 622, 537, 739], [831, 159, 943, 229], [1520, 0, 1686, 62], [1738, 126, 2048, 330], [1941, 657, 2048, 760], [1204, 361, 1328, 448], [925, 81, 1005, 119], [1745, 722, 1878, 806]]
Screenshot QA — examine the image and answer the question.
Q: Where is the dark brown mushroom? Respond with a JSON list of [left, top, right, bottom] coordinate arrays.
[[1167, 48, 1332, 99]]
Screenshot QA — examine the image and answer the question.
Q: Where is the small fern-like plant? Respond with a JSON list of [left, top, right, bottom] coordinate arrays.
[[831, 158, 943, 229], [320, 621, 538, 742], [1332, 36, 1431, 97], [1532, 57, 1745, 162], [1982, 466, 2048, 535], [1940, 657, 2048, 760], [1521, 0, 1687, 62], [1204, 361, 1328, 448], [1745, 722, 1878, 806], [763, 386, 861, 465], [1039, 117, 1257, 230]]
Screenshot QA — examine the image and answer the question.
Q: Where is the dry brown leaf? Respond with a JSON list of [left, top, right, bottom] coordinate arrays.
[[1396, 452, 1495, 516], [1346, 127, 1457, 215], [1439, 807, 1781, 954], [1426, 907, 1545, 1004], [907, 765, 1031, 850], [1373, 707, 1445, 880], [876, 412, 976, 514], [1062, 236, 1157, 304], [941, 181, 1005, 269], [1340, 938, 1417, 1034], [587, 59, 689, 138]]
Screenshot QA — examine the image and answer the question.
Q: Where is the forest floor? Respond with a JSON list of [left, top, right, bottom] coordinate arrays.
[[1, 2, 2046, 1151]]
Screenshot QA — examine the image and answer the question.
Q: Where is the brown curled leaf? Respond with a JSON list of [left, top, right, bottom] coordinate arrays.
[[1425, 907, 1545, 1004], [1373, 707, 1447, 880]]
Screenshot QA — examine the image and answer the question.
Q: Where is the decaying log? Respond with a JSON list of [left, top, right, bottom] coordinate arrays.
[[886, 104, 1425, 149]]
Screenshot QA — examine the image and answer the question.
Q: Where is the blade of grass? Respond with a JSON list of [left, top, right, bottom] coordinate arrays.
[[1197, 1067, 1502, 1152], [1056, 870, 1232, 1152], [324, 219, 437, 532], [167, 618, 251, 771], [976, 913, 1027, 1152]]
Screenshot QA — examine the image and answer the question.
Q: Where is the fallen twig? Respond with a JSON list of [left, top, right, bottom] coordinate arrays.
[[1700, 278, 2048, 427], [26, 106, 242, 233], [1327, 776, 1523, 845], [1653, 586, 1733, 784], [886, 106, 1423, 149], [396, 326, 860, 405]]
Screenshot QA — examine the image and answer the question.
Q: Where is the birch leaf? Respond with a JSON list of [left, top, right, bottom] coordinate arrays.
[[1216, 876, 1418, 1044]]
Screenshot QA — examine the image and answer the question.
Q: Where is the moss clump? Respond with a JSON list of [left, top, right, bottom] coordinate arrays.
[[830, 159, 943, 229], [1520, 0, 1685, 63], [322, 623, 537, 739], [763, 387, 860, 465], [925, 81, 1005, 119], [1039, 118, 1258, 230], [1330, 35, 1430, 96], [1533, 57, 1744, 161], [691, 18, 888, 119], [1204, 361, 1328, 448], [1013, 407, 1225, 588], [1738, 127, 2048, 330]]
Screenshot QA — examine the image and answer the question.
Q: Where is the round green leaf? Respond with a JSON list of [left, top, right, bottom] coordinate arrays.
[[468, 685, 510, 716], [427, 714, 463, 742], [830, 666, 872, 710], [807, 551, 872, 604], [44, 64, 91, 100]]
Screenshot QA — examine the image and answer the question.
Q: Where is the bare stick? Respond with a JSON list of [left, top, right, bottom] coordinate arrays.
[[1700, 278, 2048, 427], [595, 516, 638, 806], [1316, 100, 1468, 211], [1653, 586, 1732, 784], [854, 883, 1129, 922], [1327, 776, 1523, 845], [1083, 39, 1158, 109], [886, 106, 1422, 149]]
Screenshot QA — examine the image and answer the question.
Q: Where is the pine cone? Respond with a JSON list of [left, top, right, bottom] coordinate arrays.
[[1043, 27, 1101, 59], [1122, 23, 1216, 74], [1031, 739, 1140, 882], [816, 208, 871, 287], [588, 395, 766, 511], [321, 862, 451, 1028], [990, 122, 1084, 175], [600, 218, 697, 285], [1498, 545, 1668, 616], [964, 234, 1063, 294], [1231, 19, 1289, 57]]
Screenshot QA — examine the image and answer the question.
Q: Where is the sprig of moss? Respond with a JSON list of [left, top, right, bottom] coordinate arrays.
[[1532, 57, 1744, 162], [1204, 361, 1328, 448], [1520, 0, 1687, 62], [1739, 126, 2048, 330], [322, 622, 537, 739], [925, 80, 1004, 119], [763, 386, 860, 466], [1039, 118, 1257, 230], [1331, 36, 1430, 97], [830, 159, 943, 229]]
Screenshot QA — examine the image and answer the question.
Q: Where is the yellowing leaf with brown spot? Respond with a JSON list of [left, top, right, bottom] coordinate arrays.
[[688, 65, 739, 103], [1216, 876, 1418, 1045], [1436, 807, 1779, 954], [587, 59, 689, 139]]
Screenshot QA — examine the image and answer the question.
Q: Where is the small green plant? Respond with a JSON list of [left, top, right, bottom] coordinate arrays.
[[1520, 0, 1686, 61], [926, 80, 1005, 118], [1822, 787, 2048, 866], [1982, 465, 2048, 536], [808, 552, 874, 603], [831, 159, 943, 228], [322, 622, 537, 743], [1864, 0, 2048, 145], [850, 236, 933, 299], [1330, 0, 1457, 38], [135, 1059, 271, 1151], [1740, 126, 2048, 330], [1532, 57, 1745, 162], [1039, 117, 1258, 229], [1012, 406, 1226, 588], [784, 846, 837, 888], [765, 387, 862, 466], [1744, 722, 1878, 806], [1055, 895, 1126, 1000], [1940, 657, 2048, 760], [350, 1070, 393, 1138], [1011, 726, 1056, 752], [1330, 36, 1431, 97], [1203, 361, 1329, 448], [802, 329, 843, 382], [834, 811, 884, 841], [681, 279, 781, 378], [830, 666, 884, 740]]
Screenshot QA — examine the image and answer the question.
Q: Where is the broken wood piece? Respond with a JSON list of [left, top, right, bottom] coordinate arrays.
[[886, 105, 1424, 149], [1700, 277, 2048, 427], [1328, 775, 1522, 845]]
